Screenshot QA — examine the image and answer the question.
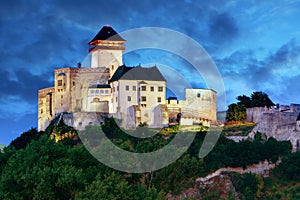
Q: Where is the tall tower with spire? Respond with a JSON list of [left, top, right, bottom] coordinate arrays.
[[88, 25, 126, 77]]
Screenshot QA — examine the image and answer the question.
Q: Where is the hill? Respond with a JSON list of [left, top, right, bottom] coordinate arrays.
[[0, 118, 299, 199]]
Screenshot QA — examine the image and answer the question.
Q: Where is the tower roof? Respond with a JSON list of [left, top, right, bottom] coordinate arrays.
[[89, 25, 125, 44]]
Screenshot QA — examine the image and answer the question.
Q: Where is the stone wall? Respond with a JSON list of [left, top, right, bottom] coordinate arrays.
[[246, 104, 300, 151], [246, 107, 266, 123], [196, 160, 279, 183], [62, 112, 111, 131]]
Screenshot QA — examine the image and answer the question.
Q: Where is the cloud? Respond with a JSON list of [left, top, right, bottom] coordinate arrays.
[[208, 12, 239, 44], [0, 68, 52, 104], [216, 39, 300, 105]]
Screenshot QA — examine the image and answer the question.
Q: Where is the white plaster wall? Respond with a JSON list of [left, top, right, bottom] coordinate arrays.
[[116, 80, 166, 128], [179, 89, 217, 121], [91, 50, 122, 70]]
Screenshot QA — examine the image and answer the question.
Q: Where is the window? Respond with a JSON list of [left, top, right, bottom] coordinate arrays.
[[105, 90, 109, 94], [157, 97, 161, 103], [141, 104, 147, 108], [141, 86, 146, 91], [61, 95, 63, 99], [116, 97, 118, 102], [197, 93, 201, 98], [90, 90, 95, 95], [141, 96, 147, 102], [158, 86, 163, 92], [133, 86, 136, 91], [73, 81, 75, 86], [125, 85, 129, 91], [127, 96, 131, 101], [150, 86, 154, 91], [58, 80, 62, 86], [117, 86, 119, 91], [100, 90, 104, 94], [95, 90, 99, 94]]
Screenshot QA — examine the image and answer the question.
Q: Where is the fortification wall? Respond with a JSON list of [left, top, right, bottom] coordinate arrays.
[[246, 107, 266, 122], [63, 112, 110, 130], [247, 104, 300, 150]]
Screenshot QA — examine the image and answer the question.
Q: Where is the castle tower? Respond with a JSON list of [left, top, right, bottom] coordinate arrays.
[[88, 25, 126, 78]]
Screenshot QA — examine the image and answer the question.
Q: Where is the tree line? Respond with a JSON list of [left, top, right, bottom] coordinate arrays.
[[226, 91, 275, 122]]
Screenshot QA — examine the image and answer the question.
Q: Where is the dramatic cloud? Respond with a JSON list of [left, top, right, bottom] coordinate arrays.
[[209, 12, 239, 44], [216, 39, 300, 105]]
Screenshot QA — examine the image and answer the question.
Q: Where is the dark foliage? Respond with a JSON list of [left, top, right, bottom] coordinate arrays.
[[8, 128, 40, 150], [237, 91, 275, 108]]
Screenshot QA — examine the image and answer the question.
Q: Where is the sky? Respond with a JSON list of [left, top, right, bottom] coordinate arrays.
[[0, 0, 300, 144]]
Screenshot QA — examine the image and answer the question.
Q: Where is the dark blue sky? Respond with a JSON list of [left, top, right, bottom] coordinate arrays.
[[1, 0, 300, 144]]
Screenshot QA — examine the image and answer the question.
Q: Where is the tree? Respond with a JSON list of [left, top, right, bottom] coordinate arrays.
[[251, 91, 275, 108], [77, 172, 133, 200], [9, 128, 40, 150], [237, 95, 252, 108], [236, 91, 275, 108], [275, 152, 300, 180], [226, 103, 247, 122]]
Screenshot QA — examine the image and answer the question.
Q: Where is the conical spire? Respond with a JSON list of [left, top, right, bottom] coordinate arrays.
[[89, 25, 125, 45]]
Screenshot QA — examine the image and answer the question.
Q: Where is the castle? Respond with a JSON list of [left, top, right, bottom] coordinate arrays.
[[38, 26, 217, 131]]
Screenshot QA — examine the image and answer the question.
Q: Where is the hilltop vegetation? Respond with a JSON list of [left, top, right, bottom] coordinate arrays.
[[222, 123, 256, 136], [226, 91, 275, 122], [0, 118, 298, 199]]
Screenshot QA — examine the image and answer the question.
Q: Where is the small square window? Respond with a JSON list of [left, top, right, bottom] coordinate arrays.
[[127, 96, 131, 101], [133, 86, 136, 91], [141, 86, 146, 91], [158, 86, 163, 92], [105, 90, 109, 94], [125, 85, 129, 91], [58, 80, 62, 86], [141, 96, 147, 102], [151, 86, 154, 91], [157, 97, 161, 103], [100, 90, 104, 94]]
